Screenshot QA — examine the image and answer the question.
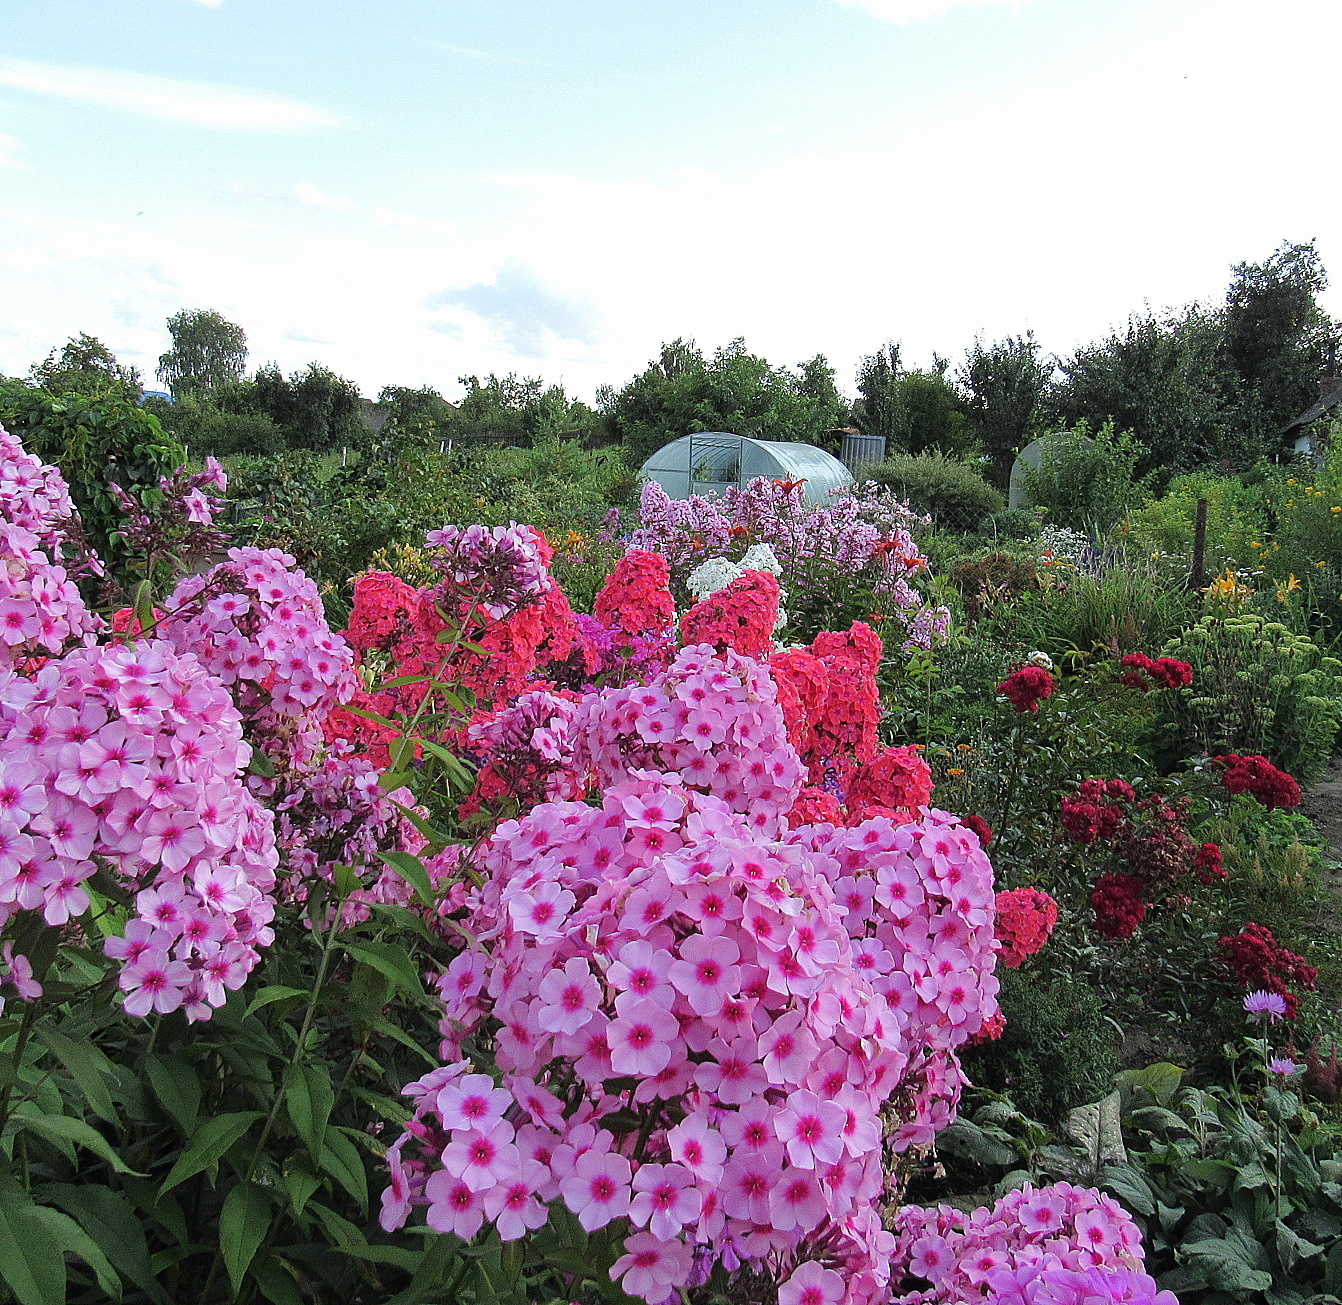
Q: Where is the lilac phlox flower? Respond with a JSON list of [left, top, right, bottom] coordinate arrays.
[[1269, 1057, 1302, 1076], [1244, 990, 1288, 1023]]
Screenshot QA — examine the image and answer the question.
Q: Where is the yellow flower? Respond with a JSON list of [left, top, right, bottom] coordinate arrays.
[[947, 768, 965, 777], [1333, 506, 1341, 514]]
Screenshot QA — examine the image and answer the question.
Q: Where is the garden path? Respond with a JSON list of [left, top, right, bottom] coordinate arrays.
[[1300, 757, 1342, 902]]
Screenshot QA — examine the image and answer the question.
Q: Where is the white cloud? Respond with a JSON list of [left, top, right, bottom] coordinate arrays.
[[0, 58, 341, 131], [830, 0, 1034, 24], [0, 133, 18, 167], [291, 182, 353, 211], [373, 207, 458, 238]]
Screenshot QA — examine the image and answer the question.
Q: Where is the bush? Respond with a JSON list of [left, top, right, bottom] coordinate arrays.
[[868, 451, 1004, 529], [982, 507, 1042, 541], [1123, 471, 1266, 578], [959, 969, 1118, 1124], [1160, 612, 1342, 782], [1024, 420, 1151, 533]]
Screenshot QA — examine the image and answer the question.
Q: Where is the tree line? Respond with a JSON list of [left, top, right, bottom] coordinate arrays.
[[3, 239, 1334, 488]]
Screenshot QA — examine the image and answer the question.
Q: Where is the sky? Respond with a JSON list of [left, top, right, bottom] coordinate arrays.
[[2, 0, 1341, 404]]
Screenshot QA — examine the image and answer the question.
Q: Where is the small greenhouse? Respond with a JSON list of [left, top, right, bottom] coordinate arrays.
[[638, 432, 852, 506]]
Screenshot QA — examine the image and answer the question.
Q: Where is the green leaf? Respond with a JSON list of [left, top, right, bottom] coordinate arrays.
[[243, 985, 309, 1018], [320, 1128, 368, 1210], [144, 1053, 201, 1135], [0, 1180, 65, 1305], [14, 1110, 144, 1175], [1181, 1238, 1274, 1293], [1100, 1162, 1157, 1216], [159, 1111, 264, 1195], [247, 747, 275, 778], [282, 1164, 320, 1218], [33, 1028, 117, 1123], [344, 940, 426, 1001], [380, 850, 433, 905], [285, 1062, 335, 1160], [248, 1254, 305, 1305], [26, 1205, 120, 1299], [42, 1182, 167, 1304], [936, 1118, 1017, 1167], [221, 1181, 272, 1295]]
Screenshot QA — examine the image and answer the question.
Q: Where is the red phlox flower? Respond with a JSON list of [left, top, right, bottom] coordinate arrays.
[[1214, 754, 1301, 810], [679, 570, 780, 661], [594, 550, 675, 638], [994, 887, 1059, 967], [1216, 922, 1316, 1019], [998, 666, 1054, 714]]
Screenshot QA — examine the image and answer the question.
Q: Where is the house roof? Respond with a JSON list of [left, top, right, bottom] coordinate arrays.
[[1281, 383, 1342, 435]]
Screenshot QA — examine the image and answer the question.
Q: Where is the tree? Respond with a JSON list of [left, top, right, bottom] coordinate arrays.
[[1051, 309, 1238, 474], [600, 338, 845, 468], [378, 385, 458, 450], [1221, 239, 1340, 441], [253, 362, 366, 452], [959, 334, 1052, 486], [157, 310, 248, 400], [449, 375, 599, 449], [28, 334, 141, 400], [853, 342, 903, 441]]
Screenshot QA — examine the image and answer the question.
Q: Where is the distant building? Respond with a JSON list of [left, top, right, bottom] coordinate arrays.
[[1280, 378, 1342, 464]]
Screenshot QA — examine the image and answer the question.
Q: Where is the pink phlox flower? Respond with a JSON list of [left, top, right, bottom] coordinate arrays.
[[768, 1167, 828, 1232], [560, 1147, 632, 1231], [119, 949, 193, 1016], [665, 1113, 727, 1184], [629, 1161, 702, 1238], [778, 1260, 845, 1305], [607, 998, 680, 1077], [482, 1157, 550, 1241], [667, 933, 740, 1015], [423, 1170, 486, 1240], [607, 940, 675, 1007], [439, 1118, 518, 1192], [610, 1231, 693, 1305], [775, 1088, 846, 1170], [436, 1073, 514, 1132], [508, 881, 575, 939], [536, 956, 601, 1035]]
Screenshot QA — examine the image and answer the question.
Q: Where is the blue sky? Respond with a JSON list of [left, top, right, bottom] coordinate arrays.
[[2, 0, 1340, 402]]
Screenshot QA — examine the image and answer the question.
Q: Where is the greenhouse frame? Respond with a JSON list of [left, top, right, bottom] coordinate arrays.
[[637, 432, 853, 506]]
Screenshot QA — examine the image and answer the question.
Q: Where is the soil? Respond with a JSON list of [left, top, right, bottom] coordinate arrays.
[[1300, 757, 1342, 889]]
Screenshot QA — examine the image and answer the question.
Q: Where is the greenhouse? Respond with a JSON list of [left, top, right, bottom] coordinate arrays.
[[637, 431, 853, 506]]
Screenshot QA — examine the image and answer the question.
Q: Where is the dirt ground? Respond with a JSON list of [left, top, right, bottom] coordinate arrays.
[[1301, 757, 1342, 887]]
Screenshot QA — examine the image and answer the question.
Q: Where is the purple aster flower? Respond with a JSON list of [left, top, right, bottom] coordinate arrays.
[[1269, 1057, 1301, 1076], [1244, 990, 1288, 1022]]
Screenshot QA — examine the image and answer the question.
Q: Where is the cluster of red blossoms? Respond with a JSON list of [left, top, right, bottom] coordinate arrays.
[[1214, 753, 1302, 810], [993, 887, 1059, 968], [997, 665, 1054, 715], [593, 549, 676, 638], [1061, 779, 1226, 940], [1120, 652, 1193, 691], [1217, 922, 1317, 1019], [678, 570, 780, 661]]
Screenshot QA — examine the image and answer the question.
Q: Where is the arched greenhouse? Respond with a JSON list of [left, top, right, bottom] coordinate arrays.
[[637, 432, 853, 506]]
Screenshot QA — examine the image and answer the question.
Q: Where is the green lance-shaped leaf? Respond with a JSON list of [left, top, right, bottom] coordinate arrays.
[[285, 1062, 335, 1160], [0, 1180, 66, 1305], [13, 1110, 144, 1175], [159, 1111, 264, 1195], [144, 1052, 202, 1135], [221, 1181, 273, 1295]]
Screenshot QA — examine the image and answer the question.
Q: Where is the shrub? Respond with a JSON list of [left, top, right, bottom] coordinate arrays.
[[958, 969, 1118, 1124], [868, 451, 1004, 530], [1023, 420, 1151, 533], [1159, 612, 1342, 782], [982, 507, 1042, 540], [1123, 470, 1266, 577]]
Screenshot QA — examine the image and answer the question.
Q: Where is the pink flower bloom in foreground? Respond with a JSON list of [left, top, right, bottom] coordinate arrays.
[[560, 1148, 632, 1231], [629, 1162, 702, 1239], [436, 1074, 513, 1132], [774, 1089, 846, 1169], [778, 1260, 845, 1305], [607, 998, 679, 1077], [610, 1231, 693, 1305]]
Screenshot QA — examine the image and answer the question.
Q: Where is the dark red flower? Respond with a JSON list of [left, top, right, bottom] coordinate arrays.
[[962, 813, 993, 847], [1214, 754, 1301, 810], [998, 666, 1054, 714]]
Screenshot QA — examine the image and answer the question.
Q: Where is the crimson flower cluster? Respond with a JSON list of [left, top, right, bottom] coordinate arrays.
[[1217, 922, 1316, 1019], [594, 549, 676, 638], [993, 888, 1059, 969], [998, 666, 1054, 715], [1061, 779, 1226, 940], [383, 762, 999, 1304], [679, 570, 781, 661], [1213, 753, 1301, 810], [1119, 652, 1192, 692], [890, 1183, 1176, 1304]]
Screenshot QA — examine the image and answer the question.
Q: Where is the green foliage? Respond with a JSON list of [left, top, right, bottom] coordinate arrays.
[[1160, 612, 1342, 782], [599, 338, 847, 468], [1123, 472, 1267, 578], [1051, 308, 1241, 474], [376, 385, 458, 451], [981, 507, 1042, 541], [854, 345, 976, 457], [1022, 420, 1152, 533], [147, 392, 286, 457], [868, 451, 1003, 529], [156, 309, 248, 400], [0, 385, 183, 573], [253, 363, 368, 453], [958, 333, 1052, 486], [450, 374, 601, 450], [959, 969, 1118, 1125], [27, 334, 142, 402]]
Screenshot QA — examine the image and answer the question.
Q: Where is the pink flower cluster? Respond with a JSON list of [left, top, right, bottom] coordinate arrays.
[[631, 478, 949, 652], [275, 747, 432, 927], [573, 644, 805, 834], [382, 759, 998, 1302], [0, 425, 84, 552], [425, 522, 554, 621], [890, 1182, 1176, 1304], [461, 690, 586, 816], [161, 547, 357, 778], [0, 641, 279, 1020]]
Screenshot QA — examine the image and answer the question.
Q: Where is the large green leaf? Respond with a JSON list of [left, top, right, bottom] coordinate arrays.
[[1181, 1238, 1274, 1293], [344, 940, 427, 1001], [320, 1128, 369, 1210], [159, 1111, 264, 1194], [285, 1062, 335, 1160], [26, 1205, 120, 1299], [14, 1110, 143, 1175], [0, 1180, 65, 1305], [380, 850, 434, 905], [33, 1028, 117, 1122], [144, 1053, 201, 1135], [42, 1182, 167, 1304], [221, 1181, 273, 1295]]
